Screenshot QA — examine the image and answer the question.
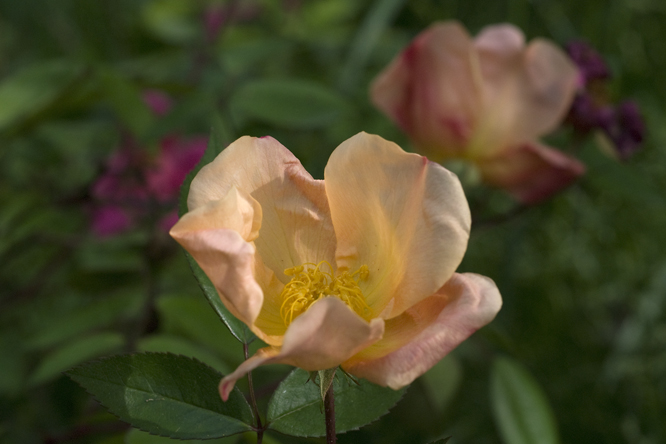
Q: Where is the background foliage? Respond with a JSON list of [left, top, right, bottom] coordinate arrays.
[[1, 0, 664, 443]]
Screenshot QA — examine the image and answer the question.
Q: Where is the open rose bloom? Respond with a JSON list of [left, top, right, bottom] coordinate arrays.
[[170, 132, 501, 399], [371, 21, 585, 204]]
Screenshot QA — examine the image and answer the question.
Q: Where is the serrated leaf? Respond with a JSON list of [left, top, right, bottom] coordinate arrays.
[[490, 357, 560, 444], [137, 334, 232, 375], [267, 368, 406, 437], [125, 427, 241, 443], [66, 352, 254, 440], [229, 79, 348, 128], [29, 332, 124, 386]]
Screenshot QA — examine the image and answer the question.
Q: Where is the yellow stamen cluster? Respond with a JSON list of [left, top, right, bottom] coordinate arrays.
[[279, 261, 372, 326]]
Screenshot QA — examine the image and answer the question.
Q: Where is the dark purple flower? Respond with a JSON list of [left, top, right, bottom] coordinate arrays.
[[567, 94, 614, 133], [602, 100, 645, 160], [566, 40, 611, 86]]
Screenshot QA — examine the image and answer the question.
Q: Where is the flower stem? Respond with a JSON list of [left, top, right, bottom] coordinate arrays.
[[324, 383, 336, 444], [243, 342, 263, 443]]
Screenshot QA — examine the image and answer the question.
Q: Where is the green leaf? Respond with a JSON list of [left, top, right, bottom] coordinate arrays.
[[338, 0, 407, 92], [579, 141, 661, 204], [174, 118, 252, 344], [183, 254, 256, 344], [420, 354, 462, 412], [29, 332, 125, 386], [178, 113, 231, 217], [27, 293, 141, 351], [137, 334, 233, 375], [98, 68, 154, 139], [0, 59, 86, 133], [141, 0, 199, 45], [318, 367, 337, 404], [229, 79, 348, 129], [267, 368, 406, 437], [66, 353, 254, 440], [427, 438, 452, 444], [491, 357, 560, 444], [125, 427, 241, 443], [156, 295, 246, 364]]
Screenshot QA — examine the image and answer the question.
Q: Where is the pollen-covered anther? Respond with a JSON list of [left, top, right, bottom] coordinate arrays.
[[279, 261, 372, 326]]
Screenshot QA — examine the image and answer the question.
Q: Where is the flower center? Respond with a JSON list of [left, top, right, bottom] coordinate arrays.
[[279, 261, 372, 326]]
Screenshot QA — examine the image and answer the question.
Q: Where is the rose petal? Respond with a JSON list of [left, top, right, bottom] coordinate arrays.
[[370, 21, 481, 158], [172, 186, 261, 241], [169, 228, 263, 327], [474, 23, 525, 57], [471, 37, 579, 154], [478, 142, 586, 204], [218, 297, 384, 400], [187, 136, 336, 281], [325, 132, 471, 319], [342, 273, 501, 389]]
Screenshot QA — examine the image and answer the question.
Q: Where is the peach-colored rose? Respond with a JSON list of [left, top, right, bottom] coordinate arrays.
[[170, 132, 501, 399], [371, 21, 585, 204]]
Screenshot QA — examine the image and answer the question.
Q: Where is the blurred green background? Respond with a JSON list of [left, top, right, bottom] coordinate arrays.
[[1, 0, 665, 443]]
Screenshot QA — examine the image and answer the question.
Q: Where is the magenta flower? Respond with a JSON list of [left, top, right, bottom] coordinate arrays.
[[90, 91, 207, 237]]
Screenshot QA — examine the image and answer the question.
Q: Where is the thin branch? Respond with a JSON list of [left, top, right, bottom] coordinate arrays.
[[244, 342, 263, 443], [324, 383, 336, 444]]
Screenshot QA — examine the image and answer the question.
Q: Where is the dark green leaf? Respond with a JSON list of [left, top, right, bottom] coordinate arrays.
[[229, 79, 348, 128], [579, 141, 660, 204], [29, 332, 124, 386], [491, 357, 560, 444], [183, 254, 256, 344], [178, 113, 232, 217], [27, 293, 141, 351], [174, 118, 252, 344], [0, 60, 86, 133], [66, 352, 254, 439], [267, 368, 406, 437], [155, 295, 242, 365], [125, 425, 241, 443], [427, 437, 452, 444], [138, 334, 232, 375], [98, 68, 154, 139]]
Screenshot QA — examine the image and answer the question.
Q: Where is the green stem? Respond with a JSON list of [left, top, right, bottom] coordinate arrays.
[[243, 343, 263, 443], [324, 382, 336, 444]]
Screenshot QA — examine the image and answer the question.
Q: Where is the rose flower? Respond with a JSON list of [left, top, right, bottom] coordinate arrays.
[[170, 132, 501, 399], [371, 21, 585, 204]]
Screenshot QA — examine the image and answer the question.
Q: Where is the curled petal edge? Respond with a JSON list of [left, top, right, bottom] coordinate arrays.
[[219, 297, 384, 400], [342, 273, 501, 390], [478, 142, 586, 204]]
